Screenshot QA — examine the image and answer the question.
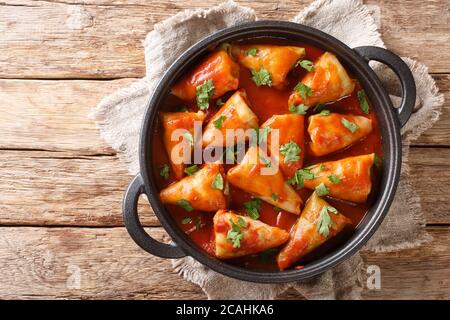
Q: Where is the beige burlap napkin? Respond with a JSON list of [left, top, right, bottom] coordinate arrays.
[[91, 0, 444, 299]]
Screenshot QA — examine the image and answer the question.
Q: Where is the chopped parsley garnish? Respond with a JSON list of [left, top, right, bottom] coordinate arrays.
[[251, 67, 272, 87], [177, 199, 193, 212], [288, 168, 315, 188], [160, 164, 170, 180], [245, 48, 258, 56], [227, 217, 247, 248], [213, 115, 226, 129], [183, 131, 194, 146], [280, 141, 301, 163], [315, 183, 330, 196], [319, 163, 326, 171], [341, 118, 360, 133], [289, 103, 309, 115], [184, 164, 198, 176], [181, 217, 192, 225], [211, 173, 224, 190], [319, 109, 331, 116], [357, 89, 370, 114], [374, 154, 383, 168], [195, 79, 215, 110], [273, 206, 282, 212], [317, 206, 338, 237], [328, 174, 341, 184], [244, 198, 262, 220], [216, 98, 224, 108], [294, 82, 312, 99], [296, 59, 314, 72], [271, 193, 279, 201]]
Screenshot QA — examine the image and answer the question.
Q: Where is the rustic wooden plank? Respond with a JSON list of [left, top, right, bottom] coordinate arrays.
[[0, 75, 448, 155], [0, 150, 158, 226], [0, 147, 449, 226], [0, 0, 448, 79], [0, 79, 134, 153], [0, 226, 447, 299], [414, 74, 450, 146]]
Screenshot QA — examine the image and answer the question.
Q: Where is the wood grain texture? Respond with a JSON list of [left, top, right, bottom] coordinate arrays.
[[0, 0, 448, 78], [0, 226, 448, 299], [0, 75, 448, 157], [0, 147, 449, 226]]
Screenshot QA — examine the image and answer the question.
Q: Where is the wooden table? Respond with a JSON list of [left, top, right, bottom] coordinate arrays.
[[0, 0, 448, 299]]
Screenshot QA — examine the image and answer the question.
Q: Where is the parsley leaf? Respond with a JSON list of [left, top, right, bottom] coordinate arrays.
[[315, 183, 330, 196], [160, 164, 170, 180], [317, 206, 337, 237], [289, 104, 309, 115], [195, 79, 215, 110], [245, 48, 258, 56], [183, 131, 194, 146], [296, 59, 314, 72], [216, 98, 224, 108], [357, 89, 370, 114], [227, 217, 247, 248], [288, 169, 315, 188], [244, 198, 262, 220], [319, 163, 326, 171], [294, 82, 312, 99], [260, 155, 271, 168], [280, 141, 301, 163], [177, 199, 193, 212], [184, 165, 198, 176], [251, 67, 272, 87], [271, 192, 279, 201], [341, 118, 360, 133], [181, 217, 192, 225], [319, 109, 331, 116], [211, 173, 224, 190], [328, 174, 341, 184], [213, 115, 226, 129]]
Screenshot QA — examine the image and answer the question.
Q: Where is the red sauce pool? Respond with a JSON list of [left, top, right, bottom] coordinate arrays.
[[151, 40, 383, 271]]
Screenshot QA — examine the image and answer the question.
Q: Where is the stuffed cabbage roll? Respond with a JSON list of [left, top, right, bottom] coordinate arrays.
[[308, 113, 373, 156], [227, 146, 303, 214], [288, 52, 355, 107], [159, 163, 228, 212], [261, 114, 305, 179], [302, 154, 375, 203], [231, 44, 305, 89], [171, 50, 240, 102], [202, 90, 259, 147], [214, 210, 289, 259], [161, 111, 205, 180], [277, 192, 351, 270]]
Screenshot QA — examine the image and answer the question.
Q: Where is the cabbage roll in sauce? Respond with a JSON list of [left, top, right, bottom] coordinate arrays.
[[227, 146, 303, 215], [231, 44, 305, 89], [288, 52, 355, 107], [277, 192, 351, 270], [171, 50, 240, 103], [161, 111, 205, 180], [202, 90, 259, 147], [214, 210, 289, 259], [302, 154, 375, 203], [308, 113, 373, 156], [160, 163, 228, 212], [261, 114, 305, 179]]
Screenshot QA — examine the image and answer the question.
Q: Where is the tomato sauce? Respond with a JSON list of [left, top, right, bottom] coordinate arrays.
[[151, 40, 383, 271]]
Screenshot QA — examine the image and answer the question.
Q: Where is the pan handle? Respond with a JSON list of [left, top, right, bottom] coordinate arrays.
[[354, 46, 416, 127], [123, 174, 186, 258]]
